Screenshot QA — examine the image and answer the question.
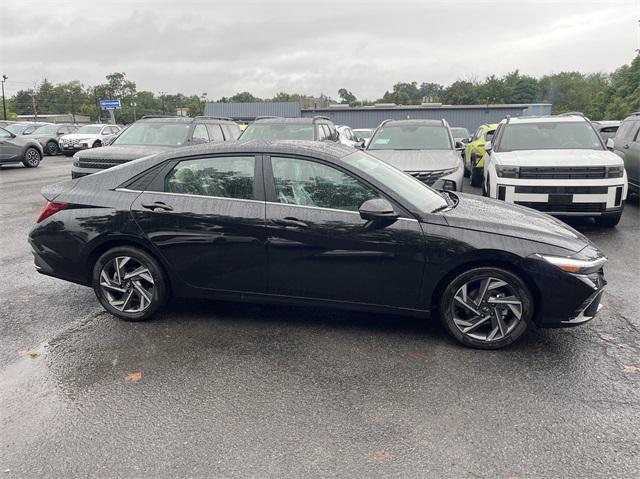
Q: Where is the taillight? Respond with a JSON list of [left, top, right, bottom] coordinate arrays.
[[36, 201, 69, 223]]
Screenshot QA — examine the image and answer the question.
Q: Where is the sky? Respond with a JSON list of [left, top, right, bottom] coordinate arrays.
[[1, 0, 638, 100]]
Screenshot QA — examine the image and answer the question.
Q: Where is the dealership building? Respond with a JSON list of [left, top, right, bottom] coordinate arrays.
[[204, 101, 552, 132]]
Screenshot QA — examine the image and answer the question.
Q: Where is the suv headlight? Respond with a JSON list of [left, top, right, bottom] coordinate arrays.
[[539, 254, 607, 274], [495, 165, 520, 178], [606, 165, 624, 178]]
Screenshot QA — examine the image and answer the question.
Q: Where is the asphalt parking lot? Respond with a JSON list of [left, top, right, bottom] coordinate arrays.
[[1, 156, 639, 478]]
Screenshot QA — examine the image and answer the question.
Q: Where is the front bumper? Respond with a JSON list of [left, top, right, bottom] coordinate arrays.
[[561, 290, 604, 326]]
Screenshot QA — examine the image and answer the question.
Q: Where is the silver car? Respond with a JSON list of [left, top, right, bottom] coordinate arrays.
[[365, 119, 465, 191]]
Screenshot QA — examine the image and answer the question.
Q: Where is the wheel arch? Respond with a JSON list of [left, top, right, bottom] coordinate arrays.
[[429, 250, 540, 318], [83, 235, 174, 297]]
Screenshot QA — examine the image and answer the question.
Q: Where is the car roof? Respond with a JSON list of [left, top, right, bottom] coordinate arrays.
[[380, 119, 444, 127], [136, 116, 237, 125], [252, 117, 332, 125], [501, 115, 588, 125]]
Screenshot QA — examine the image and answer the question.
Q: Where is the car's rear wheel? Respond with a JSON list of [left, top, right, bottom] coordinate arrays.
[[46, 141, 59, 156], [92, 246, 168, 321], [594, 212, 622, 228], [22, 147, 42, 168], [439, 267, 532, 349]]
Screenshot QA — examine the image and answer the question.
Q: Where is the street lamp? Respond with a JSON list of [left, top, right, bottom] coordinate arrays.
[[1, 75, 7, 121]]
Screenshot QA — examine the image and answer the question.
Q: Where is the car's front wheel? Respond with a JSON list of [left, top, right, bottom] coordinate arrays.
[[92, 246, 168, 321], [46, 141, 59, 156], [22, 147, 42, 168], [439, 267, 533, 349]]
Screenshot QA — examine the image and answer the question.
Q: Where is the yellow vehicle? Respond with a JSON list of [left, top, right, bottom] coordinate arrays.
[[464, 123, 498, 186]]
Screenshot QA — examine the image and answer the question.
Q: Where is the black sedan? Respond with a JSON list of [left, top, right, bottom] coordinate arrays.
[[29, 141, 607, 349]]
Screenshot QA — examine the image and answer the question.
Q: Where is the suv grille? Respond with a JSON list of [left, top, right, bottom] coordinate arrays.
[[406, 168, 457, 185], [77, 158, 128, 169], [60, 138, 81, 147], [515, 201, 605, 213], [519, 166, 606, 179]]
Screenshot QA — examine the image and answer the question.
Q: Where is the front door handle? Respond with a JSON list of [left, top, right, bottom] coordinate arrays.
[[141, 201, 173, 211], [272, 217, 308, 228]]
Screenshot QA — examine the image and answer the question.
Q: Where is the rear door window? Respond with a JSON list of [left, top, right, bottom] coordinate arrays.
[[192, 124, 210, 141], [207, 124, 225, 142]]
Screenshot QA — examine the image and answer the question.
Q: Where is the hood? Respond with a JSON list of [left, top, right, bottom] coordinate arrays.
[[494, 149, 623, 167], [367, 149, 460, 171], [75, 144, 172, 161], [443, 193, 593, 253]]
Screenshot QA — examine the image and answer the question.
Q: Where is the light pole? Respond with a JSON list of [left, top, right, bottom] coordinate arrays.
[[1, 75, 7, 121], [159, 91, 166, 115]]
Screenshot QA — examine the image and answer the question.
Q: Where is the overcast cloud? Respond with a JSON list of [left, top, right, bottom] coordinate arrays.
[[1, 0, 638, 99]]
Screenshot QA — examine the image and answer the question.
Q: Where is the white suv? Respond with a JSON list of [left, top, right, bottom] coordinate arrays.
[[483, 114, 627, 227], [58, 124, 120, 156]]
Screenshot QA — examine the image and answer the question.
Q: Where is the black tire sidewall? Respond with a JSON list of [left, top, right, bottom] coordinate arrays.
[[439, 267, 533, 349], [46, 141, 59, 155], [92, 246, 167, 321]]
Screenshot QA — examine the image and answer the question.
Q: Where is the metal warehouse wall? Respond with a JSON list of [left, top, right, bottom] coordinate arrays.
[[301, 104, 552, 131], [204, 101, 301, 120]]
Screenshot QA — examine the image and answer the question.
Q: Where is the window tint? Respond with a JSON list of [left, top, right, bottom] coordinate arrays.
[[271, 156, 378, 211], [600, 126, 618, 134], [192, 124, 209, 141], [165, 156, 255, 199], [221, 124, 240, 140], [111, 126, 120, 134], [241, 123, 314, 140], [369, 125, 452, 150], [474, 128, 484, 141], [497, 122, 603, 151], [206, 124, 225, 142]]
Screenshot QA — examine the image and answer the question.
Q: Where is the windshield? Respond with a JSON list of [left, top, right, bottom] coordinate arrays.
[[368, 125, 452, 150], [497, 121, 603, 151], [451, 128, 469, 139], [343, 150, 448, 214], [31, 125, 59, 135], [112, 122, 190, 146], [6, 124, 28, 134], [241, 123, 314, 141], [76, 125, 103, 135], [353, 129, 373, 139]]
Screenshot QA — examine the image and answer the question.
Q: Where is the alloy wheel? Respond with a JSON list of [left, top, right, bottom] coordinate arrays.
[[99, 256, 155, 313], [451, 276, 523, 342], [26, 149, 41, 166], [47, 141, 59, 155]]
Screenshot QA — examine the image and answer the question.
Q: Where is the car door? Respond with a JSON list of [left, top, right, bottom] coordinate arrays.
[[130, 154, 268, 293], [0, 128, 22, 160], [615, 119, 640, 189], [264, 154, 425, 308]]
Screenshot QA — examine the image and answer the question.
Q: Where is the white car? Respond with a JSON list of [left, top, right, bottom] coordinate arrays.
[[58, 124, 120, 156], [483, 114, 627, 227], [353, 128, 374, 147], [336, 125, 364, 148]]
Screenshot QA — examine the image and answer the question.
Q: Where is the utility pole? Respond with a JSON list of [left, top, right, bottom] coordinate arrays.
[[159, 91, 166, 115], [1, 75, 7, 120], [131, 101, 137, 121], [31, 90, 38, 120], [94, 88, 101, 123]]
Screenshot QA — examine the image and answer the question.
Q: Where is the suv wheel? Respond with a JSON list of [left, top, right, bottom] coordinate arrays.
[[93, 140, 102, 148], [46, 141, 59, 156], [92, 246, 168, 321], [439, 267, 532, 349], [22, 147, 42, 168]]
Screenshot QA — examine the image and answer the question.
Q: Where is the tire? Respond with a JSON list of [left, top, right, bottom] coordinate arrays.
[[482, 177, 489, 197], [439, 267, 533, 349], [92, 246, 168, 321], [22, 147, 42, 168], [63, 151, 75, 157], [93, 140, 102, 148], [470, 167, 482, 187], [46, 141, 59, 156], [463, 161, 470, 178], [594, 212, 622, 228]]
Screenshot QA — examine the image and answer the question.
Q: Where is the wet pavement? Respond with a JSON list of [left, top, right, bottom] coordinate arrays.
[[1, 157, 639, 478]]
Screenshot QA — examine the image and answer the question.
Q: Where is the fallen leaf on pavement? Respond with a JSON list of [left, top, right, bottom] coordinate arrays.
[[374, 449, 390, 460], [18, 350, 40, 358], [125, 371, 142, 382], [623, 365, 640, 374]]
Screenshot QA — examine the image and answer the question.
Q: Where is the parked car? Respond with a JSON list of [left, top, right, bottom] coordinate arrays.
[[337, 125, 365, 148], [26, 123, 78, 156], [353, 128, 374, 147], [592, 120, 620, 142], [607, 112, 639, 196], [451, 127, 470, 144], [464, 123, 498, 187], [71, 116, 241, 178], [29, 141, 608, 349], [365, 119, 464, 191], [59, 124, 120, 157], [0, 126, 45, 168], [483, 113, 627, 227], [240, 116, 339, 142]]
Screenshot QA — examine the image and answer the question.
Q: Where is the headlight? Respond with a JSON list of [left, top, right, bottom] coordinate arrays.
[[606, 165, 624, 178], [539, 254, 607, 274], [495, 165, 519, 178]]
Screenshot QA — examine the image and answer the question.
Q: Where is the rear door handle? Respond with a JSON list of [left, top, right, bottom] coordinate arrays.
[[272, 217, 308, 228], [141, 201, 173, 211]]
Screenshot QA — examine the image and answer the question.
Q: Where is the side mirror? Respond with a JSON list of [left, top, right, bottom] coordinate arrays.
[[606, 138, 614, 150], [359, 198, 398, 222], [455, 140, 464, 150], [485, 141, 492, 152], [461, 137, 470, 144]]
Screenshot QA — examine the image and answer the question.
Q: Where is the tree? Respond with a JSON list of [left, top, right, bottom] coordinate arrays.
[[228, 92, 261, 103], [419, 82, 444, 102], [338, 88, 356, 104]]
